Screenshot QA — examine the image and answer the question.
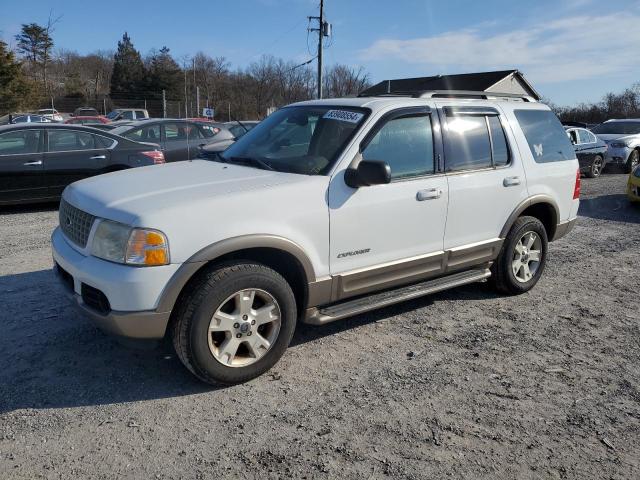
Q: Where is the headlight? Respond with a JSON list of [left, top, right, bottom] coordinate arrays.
[[92, 220, 169, 266], [611, 141, 633, 148]]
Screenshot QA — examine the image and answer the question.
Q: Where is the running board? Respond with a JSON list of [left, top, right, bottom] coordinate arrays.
[[303, 268, 491, 325]]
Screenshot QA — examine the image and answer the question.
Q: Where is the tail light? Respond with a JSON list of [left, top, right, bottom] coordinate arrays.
[[573, 168, 581, 199], [142, 150, 165, 164]]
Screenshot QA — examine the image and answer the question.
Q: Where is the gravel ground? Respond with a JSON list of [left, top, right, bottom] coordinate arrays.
[[1, 174, 639, 479]]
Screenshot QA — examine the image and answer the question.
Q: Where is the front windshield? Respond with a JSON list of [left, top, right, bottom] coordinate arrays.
[[592, 121, 640, 135], [221, 106, 368, 175]]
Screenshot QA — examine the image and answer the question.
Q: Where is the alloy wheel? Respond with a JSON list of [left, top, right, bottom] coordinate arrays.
[[208, 289, 281, 367], [512, 231, 543, 283]]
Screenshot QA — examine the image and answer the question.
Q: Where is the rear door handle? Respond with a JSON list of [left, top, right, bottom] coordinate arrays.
[[416, 188, 442, 201], [90, 155, 106, 160], [23, 160, 42, 166], [503, 176, 521, 187]]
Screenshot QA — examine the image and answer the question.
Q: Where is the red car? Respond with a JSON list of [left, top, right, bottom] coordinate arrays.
[[65, 116, 110, 125]]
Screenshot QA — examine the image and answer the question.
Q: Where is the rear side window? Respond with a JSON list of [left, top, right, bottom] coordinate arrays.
[[444, 115, 491, 171], [135, 111, 146, 118], [48, 130, 95, 152], [94, 135, 116, 148], [578, 129, 593, 144], [443, 111, 512, 172], [0, 130, 42, 155], [514, 109, 574, 163]]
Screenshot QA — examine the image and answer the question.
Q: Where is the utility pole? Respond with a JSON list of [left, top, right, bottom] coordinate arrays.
[[309, 1, 330, 99], [184, 67, 188, 118], [162, 90, 167, 118], [196, 87, 200, 117]]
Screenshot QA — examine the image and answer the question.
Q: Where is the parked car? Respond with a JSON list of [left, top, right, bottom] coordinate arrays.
[[65, 116, 110, 126], [111, 119, 220, 162], [37, 108, 64, 122], [106, 108, 149, 122], [51, 90, 579, 385], [0, 124, 164, 205], [627, 164, 640, 203], [73, 107, 100, 117], [10, 114, 53, 124], [592, 119, 640, 173], [565, 127, 608, 177], [197, 121, 260, 159]]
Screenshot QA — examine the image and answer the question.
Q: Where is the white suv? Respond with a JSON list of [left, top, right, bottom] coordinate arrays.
[[52, 91, 580, 384]]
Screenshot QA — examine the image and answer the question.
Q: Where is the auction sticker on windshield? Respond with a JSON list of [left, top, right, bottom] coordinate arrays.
[[323, 110, 364, 123]]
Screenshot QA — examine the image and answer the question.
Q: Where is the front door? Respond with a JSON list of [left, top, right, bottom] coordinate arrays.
[[329, 106, 449, 300], [0, 129, 46, 203], [44, 128, 110, 196]]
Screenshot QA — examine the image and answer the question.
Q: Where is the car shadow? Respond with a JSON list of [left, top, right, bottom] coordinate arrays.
[[0, 201, 58, 215], [0, 268, 499, 413], [578, 194, 640, 224]]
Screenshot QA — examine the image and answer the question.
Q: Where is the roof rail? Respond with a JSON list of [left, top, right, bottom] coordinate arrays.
[[359, 89, 536, 102]]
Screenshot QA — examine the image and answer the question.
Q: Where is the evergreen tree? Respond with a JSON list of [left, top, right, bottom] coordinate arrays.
[[146, 46, 181, 97], [14, 22, 54, 92], [0, 40, 34, 114], [109, 32, 146, 95]]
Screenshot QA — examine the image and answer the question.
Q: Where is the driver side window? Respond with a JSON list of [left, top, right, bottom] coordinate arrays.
[[362, 114, 434, 179]]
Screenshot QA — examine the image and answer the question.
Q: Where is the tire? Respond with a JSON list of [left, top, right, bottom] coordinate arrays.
[[171, 261, 297, 385], [491, 216, 548, 295], [625, 150, 639, 174], [585, 155, 604, 178]]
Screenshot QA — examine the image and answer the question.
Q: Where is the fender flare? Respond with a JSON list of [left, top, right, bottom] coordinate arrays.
[[156, 234, 316, 313], [499, 194, 560, 239]]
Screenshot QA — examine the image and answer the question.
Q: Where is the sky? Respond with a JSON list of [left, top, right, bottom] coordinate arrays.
[[1, 0, 639, 106]]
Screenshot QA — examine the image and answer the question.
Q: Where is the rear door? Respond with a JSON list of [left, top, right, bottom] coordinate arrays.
[[161, 122, 190, 162], [44, 128, 110, 196], [0, 129, 46, 203], [437, 103, 528, 251], [576, 128, 596, 169]]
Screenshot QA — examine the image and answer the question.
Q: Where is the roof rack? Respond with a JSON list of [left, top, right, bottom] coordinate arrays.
[[359, 89, 536, 102]]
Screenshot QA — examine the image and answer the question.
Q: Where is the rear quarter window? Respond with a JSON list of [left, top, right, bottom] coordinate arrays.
[[514, 109, 575, 163]]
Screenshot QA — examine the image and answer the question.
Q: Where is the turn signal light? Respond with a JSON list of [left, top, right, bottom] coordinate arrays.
[[126, 229, 169, 266], [573, 168, 581, 199]]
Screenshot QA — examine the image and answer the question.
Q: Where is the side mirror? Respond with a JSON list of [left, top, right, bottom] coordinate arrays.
[[345, 160, 391, 188]]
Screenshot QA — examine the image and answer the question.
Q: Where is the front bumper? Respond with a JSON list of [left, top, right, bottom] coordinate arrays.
[[52, 227, 180, 339], [628, 175, 640, 202], [605, 145, 631, 164]]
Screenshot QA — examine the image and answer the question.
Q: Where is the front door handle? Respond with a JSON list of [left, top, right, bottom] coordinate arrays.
[[416, 188, 442, 201], [503, 176, 521, 187], [23, 160, 42, 166], [90, 155, 107, 160]]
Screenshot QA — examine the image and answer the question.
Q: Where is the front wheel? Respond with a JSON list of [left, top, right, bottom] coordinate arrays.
[[491, 216, 548, 295], [171, 261, 297, 385], [586, 155, 604, 178], [625, 150, 639, 174]]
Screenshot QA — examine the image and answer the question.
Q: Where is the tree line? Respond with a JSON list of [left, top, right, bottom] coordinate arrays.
[[550, 84, 640, 124], [0, 23, 370, 119]]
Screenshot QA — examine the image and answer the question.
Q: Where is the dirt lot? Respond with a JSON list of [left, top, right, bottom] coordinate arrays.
[[0, 174, 638, 479]]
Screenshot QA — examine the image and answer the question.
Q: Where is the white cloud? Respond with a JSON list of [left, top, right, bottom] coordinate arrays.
[[359, 13, 640, 84]]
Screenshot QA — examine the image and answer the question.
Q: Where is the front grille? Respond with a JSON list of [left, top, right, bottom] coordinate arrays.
[[81, 283, 110, 314], [59, 199, 95, 248]]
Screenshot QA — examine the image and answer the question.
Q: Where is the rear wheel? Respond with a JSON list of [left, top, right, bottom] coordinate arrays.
[[171, 261, 297, 385], [491, 216, 548, 295], [625, 150, 639, 174], [586, 155, 604, 178]]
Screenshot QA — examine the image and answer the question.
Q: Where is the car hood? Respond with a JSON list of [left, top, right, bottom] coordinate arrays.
[[63, 160, 307, 225], [596, 134, 638, 142]]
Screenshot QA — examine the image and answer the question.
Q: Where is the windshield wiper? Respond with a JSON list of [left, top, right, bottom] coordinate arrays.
[[225, 156, 275, 171]]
